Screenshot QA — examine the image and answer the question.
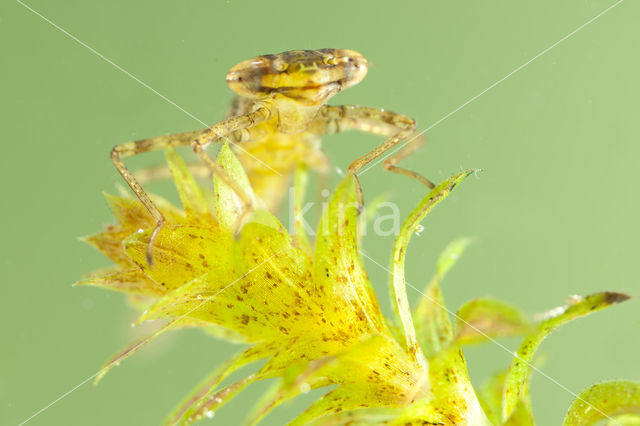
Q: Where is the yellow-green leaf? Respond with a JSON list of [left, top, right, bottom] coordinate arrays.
[[165, 342, 278, 425], [563, 381, 640, 426], [215, 142, 258, 233], [81, 227, 136, 267], [478, 370, 534, 425], [413, 278, 451, 359], [291, 333, 427, 425], [412, 237, 471, 361], [415, 344, 490, 425], [607, 415, 640, 425], [305, 407, 399, 425], [74, 267, 163, 297], [124, 224, 232, 293], [434, 236, 473, 279], [94, 319, 178, 384], [165, 148, 212, 220], [313, 175, 385, 335], [502, 292, 630, 421], [392, 172, 473, 364], [454, 298, 531, 345], [245, 358, 334, 425], [292, 164, 312, 255]]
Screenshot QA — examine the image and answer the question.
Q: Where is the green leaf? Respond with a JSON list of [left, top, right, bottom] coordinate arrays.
[[74, 267, 163, 297], [123, 224, 233, 294], [478, 370, 534, 425], [435, 236, 473, 279], [607, 414, 640, 425], [292, 164, 312, 255], [243, 381, 287, 426], [454, 298, 531, 345], [413, 278, 451, 359], [413, 237, 473, 358], [290, 333, 426, 425], [304, 407, 399, 425], [138, 221, 315, 342], [563, 381, 640, 426], [502, 292, 630, 421], [244, 358, 334, 425], [416, 345, 491, 425], [94, 319, 179, 385], [478, 371, 506, 424], [391, 171, 473, 365], [313, 175, 385, 335], [214, 142, 258, 233], [165, 343, 278, 425], [103, 192, 184, 232], [165, 148, 212, 220]]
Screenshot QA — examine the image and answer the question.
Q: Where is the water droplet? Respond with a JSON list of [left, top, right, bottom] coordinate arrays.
[[137, 228, 144, 234], [214, 397, 223, 403], [321, 189, 330, 198], [414, 224, 424, 236], [567, 294, 583, 305], [335, 166, 344, 176], [205, 411, 215, 419], [299, 382, 311, 394]]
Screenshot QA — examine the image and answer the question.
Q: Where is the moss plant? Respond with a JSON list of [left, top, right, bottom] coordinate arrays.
[[79, 145, 638, 425]]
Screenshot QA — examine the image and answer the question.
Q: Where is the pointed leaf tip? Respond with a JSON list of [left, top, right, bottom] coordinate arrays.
[[502, 292, 632, 421], [215, 142, 259, 234], [391, 170, 474, 364], [165, 148, 211, 218]]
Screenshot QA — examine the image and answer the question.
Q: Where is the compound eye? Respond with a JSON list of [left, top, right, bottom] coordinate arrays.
[[272, 59, 288, 72]]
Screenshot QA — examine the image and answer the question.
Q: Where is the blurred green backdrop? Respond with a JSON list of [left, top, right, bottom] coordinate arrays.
[[2, 0, 638, 425]]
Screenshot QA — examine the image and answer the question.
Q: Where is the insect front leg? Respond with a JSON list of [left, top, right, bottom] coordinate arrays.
[[112, 107, 269, 266], [111, 129, 208, 265]]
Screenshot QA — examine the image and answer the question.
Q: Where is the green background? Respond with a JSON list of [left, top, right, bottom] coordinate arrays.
[[2, 0, 638, 424]]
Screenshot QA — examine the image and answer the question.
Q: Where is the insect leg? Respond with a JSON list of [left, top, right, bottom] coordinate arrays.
[[319, 105, 435, 188], [381, 133, 433, 189], [111, 129, 209, 264], [190, 105, 271, 208], [112, 107, 269, 265]]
